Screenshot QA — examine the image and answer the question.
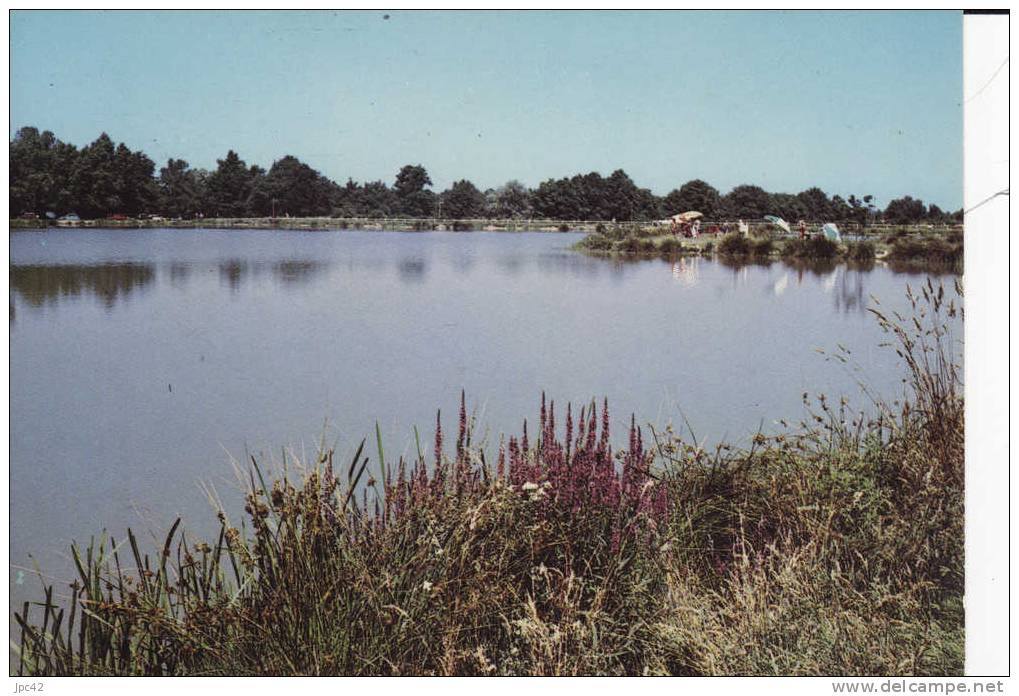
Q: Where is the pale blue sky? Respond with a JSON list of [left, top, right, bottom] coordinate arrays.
[[11, 10, 963, 208]]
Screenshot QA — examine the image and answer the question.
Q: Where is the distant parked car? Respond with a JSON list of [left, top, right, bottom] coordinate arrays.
[[19, 211, 39, 220], [110, 213, 129, 221]]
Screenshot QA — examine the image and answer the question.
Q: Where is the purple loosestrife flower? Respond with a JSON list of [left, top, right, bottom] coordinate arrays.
[[456, 390, 467, 459]]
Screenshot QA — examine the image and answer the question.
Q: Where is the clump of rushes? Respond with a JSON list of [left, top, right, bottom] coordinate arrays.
[[781, 235, 840, 258], [614, 237, 657, 254], [14, 282, 963, 676], [749, 237, 774, 256], [844, 240, 876, 261], [887, 236, 963, 265], [656, 237, 684, 254], [716, 233, 751, 256], [717, 234, 773, 258]]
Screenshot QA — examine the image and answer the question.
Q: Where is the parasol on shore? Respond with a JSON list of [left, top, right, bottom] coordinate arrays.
[[674, 211, 703, 222], [764, 215, 791, 234], [821, 223, 842, 241]]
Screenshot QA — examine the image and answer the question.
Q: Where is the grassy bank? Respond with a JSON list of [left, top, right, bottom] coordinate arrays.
[[13, 282, 963, 676]]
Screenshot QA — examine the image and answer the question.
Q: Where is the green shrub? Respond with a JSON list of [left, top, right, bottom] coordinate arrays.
[[749, 238, 774, 257], [579, 235, 614, 252], [781, 236, 840, 258], [845, 240, 876, 261], [615, 237, 656, 254], [887, 236, 962, 264], [657, 237, 684, 254], [717, 233, 751, 256]]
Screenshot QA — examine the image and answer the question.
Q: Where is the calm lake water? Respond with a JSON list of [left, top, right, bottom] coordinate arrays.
[[10, 228, 960, 590]]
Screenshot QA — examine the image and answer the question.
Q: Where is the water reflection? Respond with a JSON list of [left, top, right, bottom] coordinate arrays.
[[10, 263, 155, 310], [671, 257, 700, 287], [397, 257, 427, 283], [218, 259, 249, 291], [772, 272, 789, 296], [169, 262, 191, 288], [833, 267, 867, 314], [273, 260, 326, 287]]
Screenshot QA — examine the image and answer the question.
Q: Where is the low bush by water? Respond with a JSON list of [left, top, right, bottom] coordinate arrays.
[[887, 236, 963, 264], [781, 236, 841, 259], [14, 282, 964, 676], [844, 240, 877, 261]]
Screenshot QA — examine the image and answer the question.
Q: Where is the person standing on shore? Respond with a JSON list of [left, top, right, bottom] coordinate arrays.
[[799, 219, 807, 239]]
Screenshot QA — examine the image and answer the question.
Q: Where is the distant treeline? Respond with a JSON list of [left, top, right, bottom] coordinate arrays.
[[10, 127, 962, 225]]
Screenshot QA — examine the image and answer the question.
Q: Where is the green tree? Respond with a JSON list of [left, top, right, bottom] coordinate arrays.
[[9, 127, 78, 215], [394, 164, 435, 217], [601, 169, 658, 221], [205, 150, 257, 217], [360, 181, 398, 218], [251, 155, 336, 217], [158, 159, 204, 218], [847, 194, 876, 228], [491, 180, 532, 218], [662, 179, 720, 218], [111, 143, 158, 216], [884, 196, 927, 224], [67, 133, 120, 218], [440, 179, 487, 219], [768, 192, 808, 221], [795, 187, 833, 220], [720, 184, 771, 219]]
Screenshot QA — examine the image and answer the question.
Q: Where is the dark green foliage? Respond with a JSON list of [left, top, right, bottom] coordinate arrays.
[[204, 151, 258, 217], [887, 236, 963, 264], [719, 184, 771, 219], [394, 164, 436, 217], [717, 234, 773, 257], [532, 169, 659, 221], [661, 179, 720, 218], [845, 240, 876, 261], [716, 233, 751, 256], [490, 180, 532, 218], [781, 236, 840, 258], [440, 180, 486, 219], [8, 125, 960, 223], [158, 159, 205, 218], [9, 127, 80, 216], [749, 238, 774, 256], [884, 196, 927, 225], [252, 155, 337, 217], [656, 236, 684, 254], [62, 133, 158, 218], [614, 236, 657, 253]]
